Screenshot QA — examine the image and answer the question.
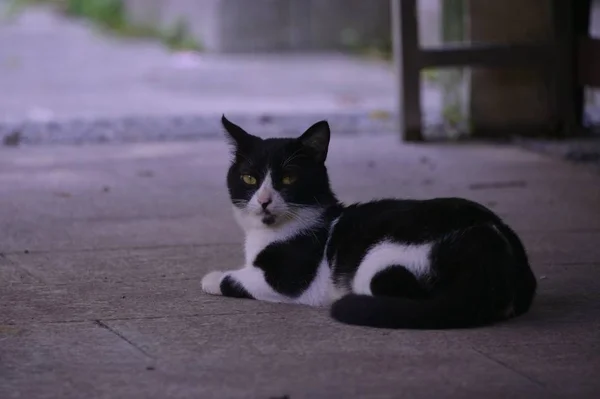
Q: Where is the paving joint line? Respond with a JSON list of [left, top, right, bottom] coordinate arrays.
[[94, 319, 154, 359], [471, 347, 547, 389], [0, 242, 240, 256], [5, 311, 282, 326], [0, 251, 45, 284]]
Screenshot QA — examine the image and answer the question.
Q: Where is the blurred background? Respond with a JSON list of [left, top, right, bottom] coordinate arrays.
[[1, 0, 599, 148]]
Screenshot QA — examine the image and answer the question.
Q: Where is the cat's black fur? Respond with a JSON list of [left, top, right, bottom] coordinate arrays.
[[327, 199, 536, 328], [201, 115, 537, 330]]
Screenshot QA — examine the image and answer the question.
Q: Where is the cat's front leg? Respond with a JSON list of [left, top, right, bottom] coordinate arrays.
[[201, 270, 253, 299], [201, 271, 228, 295], [201, 267, 289, 303]]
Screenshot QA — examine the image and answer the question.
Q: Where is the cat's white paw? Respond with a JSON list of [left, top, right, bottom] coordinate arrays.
[[201, 271, 225, 295]]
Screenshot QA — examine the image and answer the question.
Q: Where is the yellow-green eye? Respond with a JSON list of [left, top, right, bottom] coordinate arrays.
[[241, 175, 257, 185], [282, 175, 297, 185]]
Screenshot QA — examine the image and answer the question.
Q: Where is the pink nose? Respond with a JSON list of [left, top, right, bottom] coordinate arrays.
[[257, 192, 272, 208]]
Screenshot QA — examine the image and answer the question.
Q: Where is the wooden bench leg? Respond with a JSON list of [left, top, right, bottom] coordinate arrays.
[[391, 0, 423, 141]]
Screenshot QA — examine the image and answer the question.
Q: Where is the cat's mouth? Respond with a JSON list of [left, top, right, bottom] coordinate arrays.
[[261, 212, 277, 226]]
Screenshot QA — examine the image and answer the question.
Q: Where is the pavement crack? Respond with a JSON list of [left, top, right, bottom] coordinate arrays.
[[8, 311, 280, 326], [471, 347, 546, 388], [0, 252, 45, 284], [94, 319, 154, 359], [468, 180, 528, 190], [0, 242, 239, 256]]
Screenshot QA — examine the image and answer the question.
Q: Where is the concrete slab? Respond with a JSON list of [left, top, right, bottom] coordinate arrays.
[[105, 314, 547, 398], [1, 135, 600, 398], [0, 280, 283, 324], [0, 321, 154, 399], [0, 255, 38, 286], [5, 244, 241, 284], [542, 257, 600, 286], [0, 212, 242, 253], [519, 231, 600, 265], [476, 344, 600, 397]]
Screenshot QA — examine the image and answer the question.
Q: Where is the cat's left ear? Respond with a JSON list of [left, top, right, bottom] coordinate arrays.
[[298, 120, 330, 163], [221, 115, 261, 151]]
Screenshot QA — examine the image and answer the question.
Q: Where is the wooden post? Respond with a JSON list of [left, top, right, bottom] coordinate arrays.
[[391, 0, 423, 141], [467, 0, 555, 137], [550, 0, 579, 137]]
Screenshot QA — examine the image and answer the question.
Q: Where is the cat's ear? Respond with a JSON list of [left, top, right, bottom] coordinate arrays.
[[221, 115, 260, 150], [298, 120, 330, 163]]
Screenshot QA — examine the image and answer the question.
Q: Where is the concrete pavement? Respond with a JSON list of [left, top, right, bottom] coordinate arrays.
[[1, 134, 600, 398]]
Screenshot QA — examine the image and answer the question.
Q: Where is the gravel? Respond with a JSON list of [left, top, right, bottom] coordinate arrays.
[[0, 112, 399, 146]]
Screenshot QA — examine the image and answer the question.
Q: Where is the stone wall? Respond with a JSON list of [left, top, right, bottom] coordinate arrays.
[[123, 0, 391, 53]]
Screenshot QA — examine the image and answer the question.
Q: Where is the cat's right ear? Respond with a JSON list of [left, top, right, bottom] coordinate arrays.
[[221, 115, 260, 151]]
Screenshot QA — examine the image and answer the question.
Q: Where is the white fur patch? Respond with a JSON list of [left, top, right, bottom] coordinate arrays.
[[324, 217, 349, 303], [236, 205, 323, 264], [255, 172, 276, 208], [352, 241, 432, 295], [329, 282, 351, 303], [296, 259, 332, 306], [201, 271, 225, 295]]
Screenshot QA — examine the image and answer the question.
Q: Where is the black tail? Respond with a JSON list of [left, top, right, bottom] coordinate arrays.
[[330, 259, 494, 330], [330, 274, 492, 330], [330, 292, 488, 330]]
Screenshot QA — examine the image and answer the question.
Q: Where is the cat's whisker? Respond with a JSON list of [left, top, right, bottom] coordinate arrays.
[[281, 148, 304, 169], [282, 209, 323, 243]]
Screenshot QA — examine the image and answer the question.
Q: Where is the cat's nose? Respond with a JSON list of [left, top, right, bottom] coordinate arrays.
[[259, 198, 272, 210], [257, 191, 272, 209]]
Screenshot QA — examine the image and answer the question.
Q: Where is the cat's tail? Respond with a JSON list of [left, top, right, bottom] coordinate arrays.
[[330, 262, 504, 330], [330, 293, 483, 330]]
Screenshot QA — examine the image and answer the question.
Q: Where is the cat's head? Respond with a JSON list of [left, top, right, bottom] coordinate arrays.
[[222, 115, 337, 229]]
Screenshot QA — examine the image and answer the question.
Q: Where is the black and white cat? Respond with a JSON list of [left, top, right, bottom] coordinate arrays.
[[201, 116, 537, 329]]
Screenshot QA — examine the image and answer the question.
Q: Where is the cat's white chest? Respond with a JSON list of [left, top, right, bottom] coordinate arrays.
[[242, 219, 311, 265], [244, 229, 280, 264]]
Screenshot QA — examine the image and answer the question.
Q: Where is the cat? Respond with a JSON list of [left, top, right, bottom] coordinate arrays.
[[201, 115, 537, 329]]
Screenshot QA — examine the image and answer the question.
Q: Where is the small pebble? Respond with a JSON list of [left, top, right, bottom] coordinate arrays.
[[138, 170, 155, 178]]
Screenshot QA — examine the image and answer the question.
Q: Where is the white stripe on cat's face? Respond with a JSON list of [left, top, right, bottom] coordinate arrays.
[[236, 170, 288, 228], [254, 172, 276, 211]]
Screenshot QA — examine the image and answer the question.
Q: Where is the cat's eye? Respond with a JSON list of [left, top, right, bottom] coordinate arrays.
[[282, 175, 297, 185], [241, 175, 257, 185]]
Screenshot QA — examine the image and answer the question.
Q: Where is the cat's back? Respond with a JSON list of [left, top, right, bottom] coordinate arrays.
[[332, 197, 501, 243]]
